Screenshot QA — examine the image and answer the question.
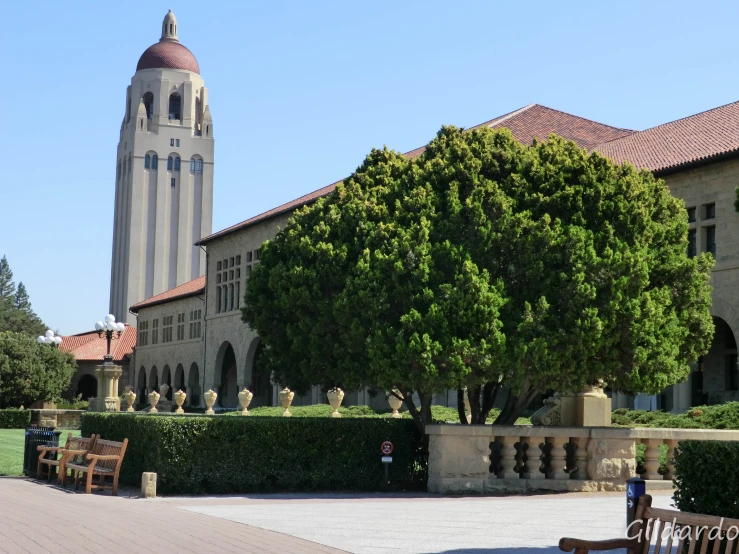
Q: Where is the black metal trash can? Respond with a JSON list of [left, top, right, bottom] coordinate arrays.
[[23, 427, 62, 477]]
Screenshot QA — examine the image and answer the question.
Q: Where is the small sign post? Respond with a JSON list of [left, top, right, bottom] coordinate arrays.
[[381, 441, 394, 484]]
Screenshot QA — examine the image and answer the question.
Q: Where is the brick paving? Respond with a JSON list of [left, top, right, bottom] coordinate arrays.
[[0, 478, 346, 554]]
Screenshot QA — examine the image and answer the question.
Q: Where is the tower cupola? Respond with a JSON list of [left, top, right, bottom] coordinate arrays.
[[161, 10, 178, 41]]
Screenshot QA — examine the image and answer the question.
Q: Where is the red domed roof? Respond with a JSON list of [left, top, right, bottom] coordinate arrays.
[[137, 40, 200, 74]]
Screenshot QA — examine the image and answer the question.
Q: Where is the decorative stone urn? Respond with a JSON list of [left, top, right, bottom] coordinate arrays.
[[204, 389, 217, 415], [387, 389, 403, 418], [238, 388, 253, 416], [148, 390, 160, 413], [327, 387, 344, 418], [124, 388, 137, 412], [174, 389, 187, 414], [279, 387, 295, 417], [159, 383, 170, 400]]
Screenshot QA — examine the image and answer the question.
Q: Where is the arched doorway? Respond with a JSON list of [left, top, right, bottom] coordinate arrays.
[[250, 342, 272, 407], [698, 317, 739, 405], [137, 367, 147, 406], [149, 366, 159, 395], [174, 364, 185, 394], [215, 342, 238, 408], [188, 363, 200, 406], [76, 374, 97, 401], [161, 365, 172, 400]]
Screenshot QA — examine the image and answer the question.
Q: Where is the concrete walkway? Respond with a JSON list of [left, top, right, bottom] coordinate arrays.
[[0, 478, 344, 554], [0, 477, 674, 554]]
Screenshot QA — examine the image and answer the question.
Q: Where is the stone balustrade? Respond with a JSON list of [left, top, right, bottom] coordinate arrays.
[[427, 424, 739, 494], [30, 409, 84, 430]]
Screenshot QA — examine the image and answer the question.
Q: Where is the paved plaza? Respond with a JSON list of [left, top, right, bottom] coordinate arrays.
[[0, 478, 673, 554]]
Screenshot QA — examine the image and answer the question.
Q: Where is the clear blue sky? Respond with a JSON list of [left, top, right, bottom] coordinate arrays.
[[1, 0, 738, 335]]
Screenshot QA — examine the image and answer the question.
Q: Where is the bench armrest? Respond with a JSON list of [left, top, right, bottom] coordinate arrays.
[[86, 454, 121, 461], [559, 537, 638, 552], [60, 449, 87, 458], [37, 445, 62, 453]]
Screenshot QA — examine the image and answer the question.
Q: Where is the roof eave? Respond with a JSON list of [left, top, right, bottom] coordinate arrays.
[[653, 148, 739, 177], [129, 288, 205, 313]]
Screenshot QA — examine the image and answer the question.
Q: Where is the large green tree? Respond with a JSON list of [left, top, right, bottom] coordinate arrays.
[[0, 331, 76, 408], [0, 256, 47, 337], [243, 127, 713, 431]]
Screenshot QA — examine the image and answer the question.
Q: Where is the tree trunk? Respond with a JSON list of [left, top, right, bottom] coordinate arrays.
[[467, 385, 481, 424], [457, 388, 467, 425], [493, 384, 540, 425], [401, 390, 427, 435], [479, 382, 500, 423]]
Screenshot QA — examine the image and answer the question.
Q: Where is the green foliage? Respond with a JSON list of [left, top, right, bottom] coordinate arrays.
[[81, 413, 427, 494], [673, 440, 739, 518], [55, 395, 89, 410], [610, 403, 739, 429], [0, 331, 76, 408], [735, 187, 739, 214], [0, 408, 31, 429], [0, 257, 47, 337], [244, 126, 714, 428]]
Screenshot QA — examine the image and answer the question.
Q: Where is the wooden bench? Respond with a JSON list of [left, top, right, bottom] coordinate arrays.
[[560, 495, 739, 554], [65, 438, 128, 495], [36, 434, 97, 483]]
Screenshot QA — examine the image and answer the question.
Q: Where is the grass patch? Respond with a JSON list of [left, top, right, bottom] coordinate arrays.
[[0, 429, 80, 476]]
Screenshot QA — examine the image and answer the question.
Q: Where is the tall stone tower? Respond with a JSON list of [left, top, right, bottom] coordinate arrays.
[[109, 10, 214, 323]]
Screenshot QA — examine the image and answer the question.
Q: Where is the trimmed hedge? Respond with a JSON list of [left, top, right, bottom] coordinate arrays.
[[0, 409, 31, 429], [81, 413, 427, 494], [612, 403, 739, 429], [673, 440, 739, 518]]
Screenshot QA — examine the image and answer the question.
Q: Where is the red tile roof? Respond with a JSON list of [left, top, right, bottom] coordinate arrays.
[[129, 275, 205, 312], [595, 100, 739, 173], [198, 104, 632, 245], [60, 325, 137, 363]]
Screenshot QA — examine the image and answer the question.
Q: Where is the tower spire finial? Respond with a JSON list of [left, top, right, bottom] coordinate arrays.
[[161, 10, 178, 42]]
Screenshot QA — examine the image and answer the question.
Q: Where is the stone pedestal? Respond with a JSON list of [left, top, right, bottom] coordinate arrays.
[[141, 472, 157, 498], [531, 387, 611, 427], [91, 363, 123, 412]]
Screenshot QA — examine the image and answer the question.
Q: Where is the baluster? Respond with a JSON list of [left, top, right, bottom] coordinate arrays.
[[570, 437, 590, 480], [642, 438, 663, 480], [547, 436, 569, 480], [664, 439, 677, 480], [519, 437, 544, 479], [497, 436, 519, 479]]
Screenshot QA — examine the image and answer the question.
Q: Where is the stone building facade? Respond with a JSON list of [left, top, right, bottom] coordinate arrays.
[[126, 97, 739, 413]]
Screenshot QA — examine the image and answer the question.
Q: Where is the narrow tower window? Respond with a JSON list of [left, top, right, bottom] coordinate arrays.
[[152, 155, 158, 170], [167, 156, 173, 171], [196, 159, 203, 173], [143, 92, 154, 119], [190, 159, 195, 173], [145, 154, 151, 169], [174, 157, 180, 171], [168, 93, 181, 120]]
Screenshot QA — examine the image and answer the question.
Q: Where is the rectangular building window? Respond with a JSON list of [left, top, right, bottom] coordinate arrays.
[[138, 320, 149, 346], [152, 318, 159, 344], [189, 309, 202, 339], [170, 138, 175, 146], [176, 313, 185, 340], [171, 177, 176, 188], [688, 229, 697, 258], [246, 252, 252, 263], [727, 353, 739, 391], [162, 315, 173, 343], [176, 139, 180, 147], [687, 207, 696, 223], [216, 287, 222, 314], [213, 255, 241, 313], [706, 226, 716, 257], [704, 203, 716, 220]]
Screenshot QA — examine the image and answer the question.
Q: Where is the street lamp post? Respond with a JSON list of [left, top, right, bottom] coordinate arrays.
[[94, 314, 125, 364], [37, 329, 63, 346], [92, 314, 126, 412]]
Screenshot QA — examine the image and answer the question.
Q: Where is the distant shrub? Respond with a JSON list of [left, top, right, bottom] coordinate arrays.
[[0, 408, 31, 429]]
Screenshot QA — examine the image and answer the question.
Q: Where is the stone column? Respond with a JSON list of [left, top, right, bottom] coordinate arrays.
[[642, 439, 663, 480], [547, 436, 569, 480], [93, 364, 123, 412]]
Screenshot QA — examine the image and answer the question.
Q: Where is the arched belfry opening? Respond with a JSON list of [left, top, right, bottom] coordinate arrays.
[[168, 93, 181, 120], [143, 92, 154, 119]]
